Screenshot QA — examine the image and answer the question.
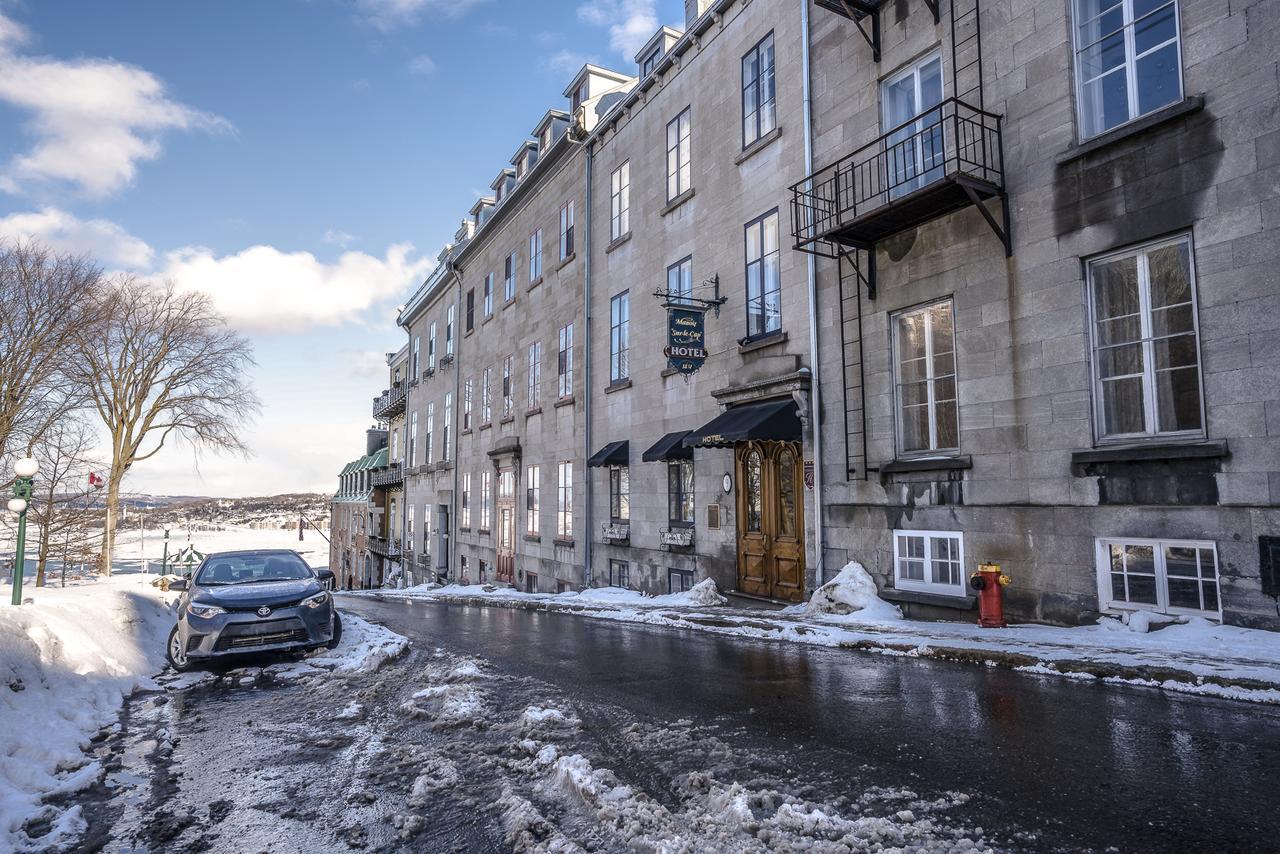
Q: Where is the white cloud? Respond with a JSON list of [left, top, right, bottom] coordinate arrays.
[[406, 54, 437, 75], [0, 12, 230, 199], [158, 242, 434, 334], [543, 49, 598, 78], [349, 349, 393, 379], [577, 0, 658, 58], [322, 228, 357, 248], [356, 0, 489, 31], [0, 206, 154, 268]]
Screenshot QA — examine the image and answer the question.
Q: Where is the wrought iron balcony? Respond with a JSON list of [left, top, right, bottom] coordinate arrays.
[[372, 381, 408, 420], [790, 98, 1008, 263], [368, 535, 402, 559], [370, 463, 404, 488]]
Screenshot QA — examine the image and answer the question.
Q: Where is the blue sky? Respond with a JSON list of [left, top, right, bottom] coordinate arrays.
[[0, 0, 685, 497]]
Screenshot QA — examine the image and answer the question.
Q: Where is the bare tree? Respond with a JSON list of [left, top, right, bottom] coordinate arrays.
[[69, 277, 260, 575], [0, 241, 101, 471], [25, 418, 101, 586]]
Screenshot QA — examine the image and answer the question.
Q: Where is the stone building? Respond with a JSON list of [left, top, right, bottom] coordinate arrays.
[[337, 0, 1280, 629], [328, 428, 388, 590], [797, 0, 1280, 628], [368, 346, 409, 584]]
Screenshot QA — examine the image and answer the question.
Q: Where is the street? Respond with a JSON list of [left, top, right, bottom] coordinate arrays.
[[76, 597, 1280, 853]]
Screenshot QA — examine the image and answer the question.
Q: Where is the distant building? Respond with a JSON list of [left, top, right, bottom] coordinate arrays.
[[328, 428, 388, 590]]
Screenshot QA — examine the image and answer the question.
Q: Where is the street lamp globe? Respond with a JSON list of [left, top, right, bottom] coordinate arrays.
[[7, 497, 27, 514], [13, 458, 38, 478]]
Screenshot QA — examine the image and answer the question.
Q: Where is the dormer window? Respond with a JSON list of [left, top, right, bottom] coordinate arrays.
[[515, 157, 526, 180], [641, 48, 660, 77], [495, 183, 504, 203], [571, 80, 589, 112]]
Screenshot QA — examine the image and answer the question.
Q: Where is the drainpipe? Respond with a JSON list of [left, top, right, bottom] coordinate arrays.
[[801, 0, 827, 589], [582, 142, 595, 588], [451, 264, 463, 584]]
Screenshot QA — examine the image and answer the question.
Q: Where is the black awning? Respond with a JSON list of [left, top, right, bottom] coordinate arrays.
[[683, 399, 802, 449], [641, 431, 693, 462], [587, 440, 629, 467]]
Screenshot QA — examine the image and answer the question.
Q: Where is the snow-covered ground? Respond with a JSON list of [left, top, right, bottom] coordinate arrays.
[[350, 562, 1280, 705], [0, 542, 402, 853]]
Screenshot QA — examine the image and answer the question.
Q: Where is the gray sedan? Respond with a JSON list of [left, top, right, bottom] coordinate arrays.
[[166, 549, 342, 671]]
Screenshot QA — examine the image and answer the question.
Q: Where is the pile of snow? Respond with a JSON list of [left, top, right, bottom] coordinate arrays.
[[801, 561, 902, 622], [576, 578, 727, 608], [0, 576, 177, 851], [305, 613, 409, 673]]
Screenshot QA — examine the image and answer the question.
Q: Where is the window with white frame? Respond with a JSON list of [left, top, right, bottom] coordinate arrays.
[[526, 464, 540, 535], [502, 354, 514, 418], [407, 504, 415, 552], [557, 324, 574, 398], [609, 465, 629, 522], [742, 31, 776, 147], [892, 299, 958, 455], [668, 568, 694, 593], [504, 251, 517, 301], [1097, 537, 1220, 617], [390, 425, 399, 462], [667, 256, 692, 303], [427, 321, 437, 370], [745, 209, 781, 338], [610, 162, 630, 240], [557, 461, 573, 538], [442, 391, 452, 461], [609, 292, 629, 383], [461, 472, 471, 528], [481, 471, 492, 530], [409, 412, 418, 466], [1072, 0, 1183, 140], [425, 401, 434, 464], [462, 377, 473, 430], [666, 107, 691, 201], [1087, 235, 1202, 440], [610, 559, 630, 588], [481, 367, 492, 423], [668, 459, 694, 525], [893, 530, 965, 596], [412, 336, 420, 376], [483, 272, 494, 317], [445, 304, 455, 356], [527, 341, 542, 405], [529, 229, 543, 280], [559, 200, 575, 260]]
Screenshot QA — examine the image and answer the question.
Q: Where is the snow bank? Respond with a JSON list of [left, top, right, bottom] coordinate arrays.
[[0, 576, 177, 852], [802, 561, 902, 622], [305, 613, 409, 673]]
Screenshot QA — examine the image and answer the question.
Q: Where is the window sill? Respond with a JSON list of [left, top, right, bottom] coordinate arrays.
[[659, 187, 695, 217], [459, 526, 471, 533], [660, 366, 680, 378], [503, 296, 517, 309], [553, 538, 575, 548], [524, 534, 541, 543], [478, 422, 492, 431], [557, 252, 576, 271], [477, 529, 491, 537], [464, 329, 475, 338], [1055, 96, 1204, 166], [528, 276, 543, 291], [606, 232, 632, 253], [738, 330, 787, 354], [604, 378, 632, 394], [880, 455, 973, 475], [1070, 439, 1227, 467], [460, 427, 472, 436], [482, 314, 493, 325], [881, 588, 976, 610], [526, 406, 543, 418], [734, 125, 782, 165], [554, 395, 575, 409], [500, 415, 514, 425]]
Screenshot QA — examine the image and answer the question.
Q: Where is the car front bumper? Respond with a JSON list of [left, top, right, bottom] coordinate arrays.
[[182, 601, 335, 659]]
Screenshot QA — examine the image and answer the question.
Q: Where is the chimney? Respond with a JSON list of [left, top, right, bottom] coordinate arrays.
[[684, 0, 711, 26], [366, 427, 388, 456]]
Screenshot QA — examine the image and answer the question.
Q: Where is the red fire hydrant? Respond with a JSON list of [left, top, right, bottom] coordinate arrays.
[[970, 562, 1011, 628]]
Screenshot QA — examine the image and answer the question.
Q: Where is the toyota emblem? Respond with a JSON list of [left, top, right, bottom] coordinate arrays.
[[256, 606, 272, 617]]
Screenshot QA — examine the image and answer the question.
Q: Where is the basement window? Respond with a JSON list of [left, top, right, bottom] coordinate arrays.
[[893, 530, 965, 597], [1095, 537, 1220, 618]]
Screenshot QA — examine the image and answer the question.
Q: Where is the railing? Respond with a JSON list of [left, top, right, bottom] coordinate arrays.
[[372, 382, 408, 420], [368, 535, 402, 558], [791, 98, 1003, 250], [371, 463, 404, 487]]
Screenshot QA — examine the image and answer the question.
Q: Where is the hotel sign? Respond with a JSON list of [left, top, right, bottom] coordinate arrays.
[[664, 306, 708, 376]]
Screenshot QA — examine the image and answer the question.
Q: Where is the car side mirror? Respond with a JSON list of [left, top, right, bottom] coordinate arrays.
[[316, 569, 335, 587], [169, 579, 187, 591]]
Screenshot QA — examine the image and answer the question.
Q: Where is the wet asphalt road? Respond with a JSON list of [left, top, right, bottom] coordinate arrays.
[[79, 597, 1280, 853]]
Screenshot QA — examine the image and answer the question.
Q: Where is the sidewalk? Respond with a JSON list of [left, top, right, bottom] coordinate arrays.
[[343, 569, 1280, 705]]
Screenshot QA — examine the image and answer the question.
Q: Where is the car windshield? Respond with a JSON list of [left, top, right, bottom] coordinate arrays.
[[195, 552, 313, 585]]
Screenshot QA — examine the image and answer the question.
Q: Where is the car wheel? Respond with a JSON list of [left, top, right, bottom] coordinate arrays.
[[166, 624, 193, 672], [325, 611, 343, 650]]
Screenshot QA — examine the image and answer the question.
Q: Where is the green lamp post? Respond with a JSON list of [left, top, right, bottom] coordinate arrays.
[[9, 456, 39, 606]]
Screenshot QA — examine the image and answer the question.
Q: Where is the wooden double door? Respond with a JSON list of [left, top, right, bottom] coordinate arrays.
[[496, 467, 515, 584], [735, 441, 805, 602]]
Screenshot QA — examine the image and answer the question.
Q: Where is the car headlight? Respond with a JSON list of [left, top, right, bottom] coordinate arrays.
[[188, 602, 226, 619], [301, 591, 329, 609]]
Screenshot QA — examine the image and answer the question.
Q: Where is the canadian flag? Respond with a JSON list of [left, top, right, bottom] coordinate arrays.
[[88, 472, 105, 489]]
